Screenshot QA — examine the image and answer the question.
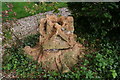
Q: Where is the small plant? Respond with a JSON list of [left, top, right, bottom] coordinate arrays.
[[22, 33, 40, 47]]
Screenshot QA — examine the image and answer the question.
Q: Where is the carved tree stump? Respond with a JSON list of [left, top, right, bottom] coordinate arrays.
[[24, 15, 86, 73]]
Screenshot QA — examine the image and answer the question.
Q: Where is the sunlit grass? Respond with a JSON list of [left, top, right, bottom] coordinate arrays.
[[2, 2, 67, 19]]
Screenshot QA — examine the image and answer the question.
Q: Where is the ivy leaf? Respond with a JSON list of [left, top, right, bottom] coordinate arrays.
[[103, 13, 112, 19], [110, 70, 117, 78]]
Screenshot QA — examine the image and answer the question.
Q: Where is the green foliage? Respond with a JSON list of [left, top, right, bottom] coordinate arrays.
[[3, 29, 12, 44], [3, 47, 43, 78], [3, 32, 120, 79], [67, 2, 120, 79], [22, 33, 40, 47], [3, 34, 44, 78], [77, 34, 120, 79], [67, 2, 120, 40]]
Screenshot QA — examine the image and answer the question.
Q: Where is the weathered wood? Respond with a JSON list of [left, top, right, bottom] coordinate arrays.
[[24, 15, 86, 73]]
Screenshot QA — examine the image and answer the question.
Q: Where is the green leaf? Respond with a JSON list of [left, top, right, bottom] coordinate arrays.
[[103, 13, 112, 19], [110, 70, 117, 78], [81, 7, 86, 10], [84, 59, 89, 65], [4, 30, 12, 40], [80, 66, 87, 70], [7, 64, 12, 70], [96, 54, 102, 59]]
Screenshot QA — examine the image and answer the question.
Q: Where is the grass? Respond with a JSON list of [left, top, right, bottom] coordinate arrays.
[[2, 2, 67, 19]]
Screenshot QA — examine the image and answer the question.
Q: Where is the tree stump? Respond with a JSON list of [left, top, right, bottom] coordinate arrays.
[[24, 15, 86, 73]]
